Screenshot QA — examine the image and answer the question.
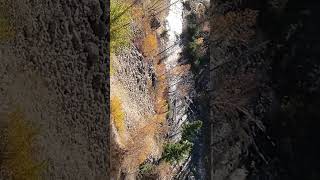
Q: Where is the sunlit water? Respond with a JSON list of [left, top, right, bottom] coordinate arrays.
[[164, 0, 187, 138], [164, 1, 207, 177], [165, 0, 183, 68]]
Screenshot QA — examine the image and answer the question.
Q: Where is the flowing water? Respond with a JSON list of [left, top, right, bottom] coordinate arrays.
[[164, 1, 208, 178], [164, 0, 187, 140]]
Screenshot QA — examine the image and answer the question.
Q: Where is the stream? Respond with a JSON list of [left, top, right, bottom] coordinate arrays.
[[164, 0, 187, 142], [163, 0, 207, 178]]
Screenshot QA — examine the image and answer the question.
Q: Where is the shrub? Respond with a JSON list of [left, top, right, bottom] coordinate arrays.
[[187, 40, 201, 61], [186, 13, 197, 25], [139, 162, 154, 175], [110, 0, 132, 53], [162, 141, 193, 164], [1, 110, 45, 180], [142, 33, 158, 58], [181, 120, 203, 142], [154, 82, 168, 114], [153, 63, 168, 115], [121, 119, 160, 172], [160, 121, 202, 164], [160, 30, 168, 39], [183, 17, 202, 64]]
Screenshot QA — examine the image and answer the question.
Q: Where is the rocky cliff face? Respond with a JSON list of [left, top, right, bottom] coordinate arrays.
[[208, 0, 320, 179], [207, 1, 261, 179], [0, 0, 109, 179]]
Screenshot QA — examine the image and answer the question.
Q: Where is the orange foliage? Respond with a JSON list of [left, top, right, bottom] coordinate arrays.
[[123, 114, 167, 172], [153, 63, 168, 114], [121, 52, 169, 173], [138, 13, 159, 58], [142, 33, 158, 58]]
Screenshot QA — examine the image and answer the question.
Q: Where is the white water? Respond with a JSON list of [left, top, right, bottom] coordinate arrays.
[[165, 0, 183, 68], [164, 0, 186, 139], [166, 0, 183, 67], [163, 1, 208, 177]]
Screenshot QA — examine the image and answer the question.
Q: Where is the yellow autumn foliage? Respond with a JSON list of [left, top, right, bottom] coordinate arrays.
[[111, 95, 125, 135], [123, 115, 167, 172], [110, 60, 115, 76], [110, 54, 117, 76]]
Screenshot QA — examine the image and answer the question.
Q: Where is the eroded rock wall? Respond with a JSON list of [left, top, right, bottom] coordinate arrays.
[[0, 0, 109, 179]]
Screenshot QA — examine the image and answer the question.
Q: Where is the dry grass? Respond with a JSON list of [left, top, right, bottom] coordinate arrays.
[[110, 48, 159, 177], [121, 2, 172, 172], [110, 54, 116, 77], [120, 59, 169, 171], [111, 95, 126, 137], [118, 58, 169, 171], [110, 0, 173, 177], [155, 161, 173, 179], [122, 115, 167, 173], [0, 110, 45, 180], [111, 47, 155, 124]]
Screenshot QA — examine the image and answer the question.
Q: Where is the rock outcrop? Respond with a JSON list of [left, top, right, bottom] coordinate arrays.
[[0, 0, 109, 179]]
